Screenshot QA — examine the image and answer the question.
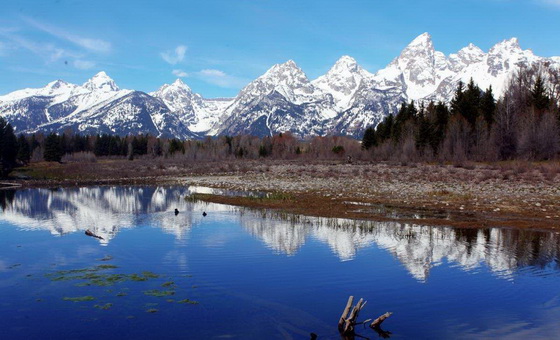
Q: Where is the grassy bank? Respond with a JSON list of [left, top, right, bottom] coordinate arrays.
[[7, 158, 560, 230]]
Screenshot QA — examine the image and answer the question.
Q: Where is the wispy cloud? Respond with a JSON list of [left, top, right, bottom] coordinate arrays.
[[161, 45, 187, 65], [22, 17, 111, 53], [538, 0, 560, 8], [195, 69, 248, 88], [73, 60, 95, 70], [172, 69, 188, 77], [0, 30, 78, 62], [0, 41, 8, 56]]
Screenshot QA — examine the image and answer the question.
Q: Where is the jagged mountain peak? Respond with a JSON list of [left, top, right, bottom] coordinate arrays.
[[262, 59, 306, 79], [455, 43, 485, 64], [46, 79, 70, 90], [83, 71, 119, 92], [172, 78, 189, 88], [490, 37, 522, 54], [406, 32, 434, 49], [327, 55, 362, 74], [156, 78, 192, 94]]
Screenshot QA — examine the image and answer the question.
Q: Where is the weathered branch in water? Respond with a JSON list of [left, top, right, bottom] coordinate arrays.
[[338, 296, 394, 338], [338, 296, 354, 332], [339, 297, 367, 335], [85, 229, 104, 240], [370, 312, 392, 329]]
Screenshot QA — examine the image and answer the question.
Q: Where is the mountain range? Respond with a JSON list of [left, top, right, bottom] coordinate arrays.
[[1, 33, 558, 139]]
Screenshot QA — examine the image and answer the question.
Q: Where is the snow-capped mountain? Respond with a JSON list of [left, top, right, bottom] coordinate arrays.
[[151, 79, 232, 135], [1, 33, 558, 139], [218, 60, 334, 137]]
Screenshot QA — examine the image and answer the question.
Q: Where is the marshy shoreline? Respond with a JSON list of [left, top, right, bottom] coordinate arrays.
[[7, 158, 560, 231]]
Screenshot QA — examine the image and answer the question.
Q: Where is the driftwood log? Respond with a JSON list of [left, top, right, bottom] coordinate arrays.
[[370, 312, 393, 329], [85, 229, 104, 240], [338, 296, 393, 337]]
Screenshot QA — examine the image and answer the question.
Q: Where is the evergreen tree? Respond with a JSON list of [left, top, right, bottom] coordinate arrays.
[[44, 133, 63, 162], [480, 86, 496, 127], [531, 75, 550, 112], [16, 135, 31, 165], [0, 118, 18, 177], [168, 139, 184, 155], [416, 110, 432, 151], [361, 126, 377, 150]]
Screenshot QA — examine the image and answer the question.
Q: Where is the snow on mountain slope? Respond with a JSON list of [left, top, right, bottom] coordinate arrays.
[[217, 60, 333, 137], [33, 91, 196, 139], [311, 55, 375, 114], [1, 34, 559, 139], [151, 79, 233, 134]]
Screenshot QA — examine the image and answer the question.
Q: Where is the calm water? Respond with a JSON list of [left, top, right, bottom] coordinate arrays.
[[0, 186, 559, 339]]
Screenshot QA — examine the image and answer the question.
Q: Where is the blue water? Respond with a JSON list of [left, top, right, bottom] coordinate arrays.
[[0, 186, 559, 339]]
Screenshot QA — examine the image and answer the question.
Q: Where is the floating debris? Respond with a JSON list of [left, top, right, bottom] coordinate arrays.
[[177, 299, 199, 305], [85, 229, 104, 240]]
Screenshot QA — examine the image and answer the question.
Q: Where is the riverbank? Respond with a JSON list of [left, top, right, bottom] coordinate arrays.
[[8, 159, 560, 230]]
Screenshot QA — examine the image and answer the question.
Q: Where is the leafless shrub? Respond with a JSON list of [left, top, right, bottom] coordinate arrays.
[[62, 152, 97, 163]]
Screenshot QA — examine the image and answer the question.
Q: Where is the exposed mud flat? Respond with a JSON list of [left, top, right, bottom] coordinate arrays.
[[9, 159, 560, 230]]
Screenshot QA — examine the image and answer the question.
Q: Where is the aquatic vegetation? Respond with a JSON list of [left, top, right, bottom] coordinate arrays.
[[94, 303, 113, 310], [161, 281, 175, 287], [177, 299, 199, 305], [144, 290, 175, 297], [96, 264, 118, 270], [63, 296, 95, 302], [46, 266, 160, 287], [116, 292, 127, 297], [146, 308, 158, 313]]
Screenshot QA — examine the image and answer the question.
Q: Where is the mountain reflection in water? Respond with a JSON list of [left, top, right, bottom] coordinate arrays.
[[0, 186, 559, 282]]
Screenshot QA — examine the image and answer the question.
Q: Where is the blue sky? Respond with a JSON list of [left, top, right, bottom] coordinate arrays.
[[1, 0, 559, 98]]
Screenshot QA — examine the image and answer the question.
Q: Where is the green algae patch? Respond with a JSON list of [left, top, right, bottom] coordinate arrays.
[[146, 308, 158, 313], [144, 289, 175, 297], [161, 281, 175, 287], [63, 296, 95, 302], [94, 303, 113, 310], [116, 292, 128, 297], [46, 266, 160, 287], [177, 299, 199, 305], [96, 264, 118, 270], [142, 271, 159, 279]]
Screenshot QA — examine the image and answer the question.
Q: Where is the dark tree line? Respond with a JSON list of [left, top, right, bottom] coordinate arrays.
[[362, 64, 560, 163]]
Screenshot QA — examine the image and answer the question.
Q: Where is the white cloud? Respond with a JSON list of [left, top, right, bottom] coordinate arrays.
[[161, 45, 187, 65], [172, 69, 188, 77], [538, 0, 560, 7], [0, 31, 79, 62], [73, 60, 95, 70], [23, 17, 111, 53], [195, 69, 248, 88], [199, 69, 226, 77]]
